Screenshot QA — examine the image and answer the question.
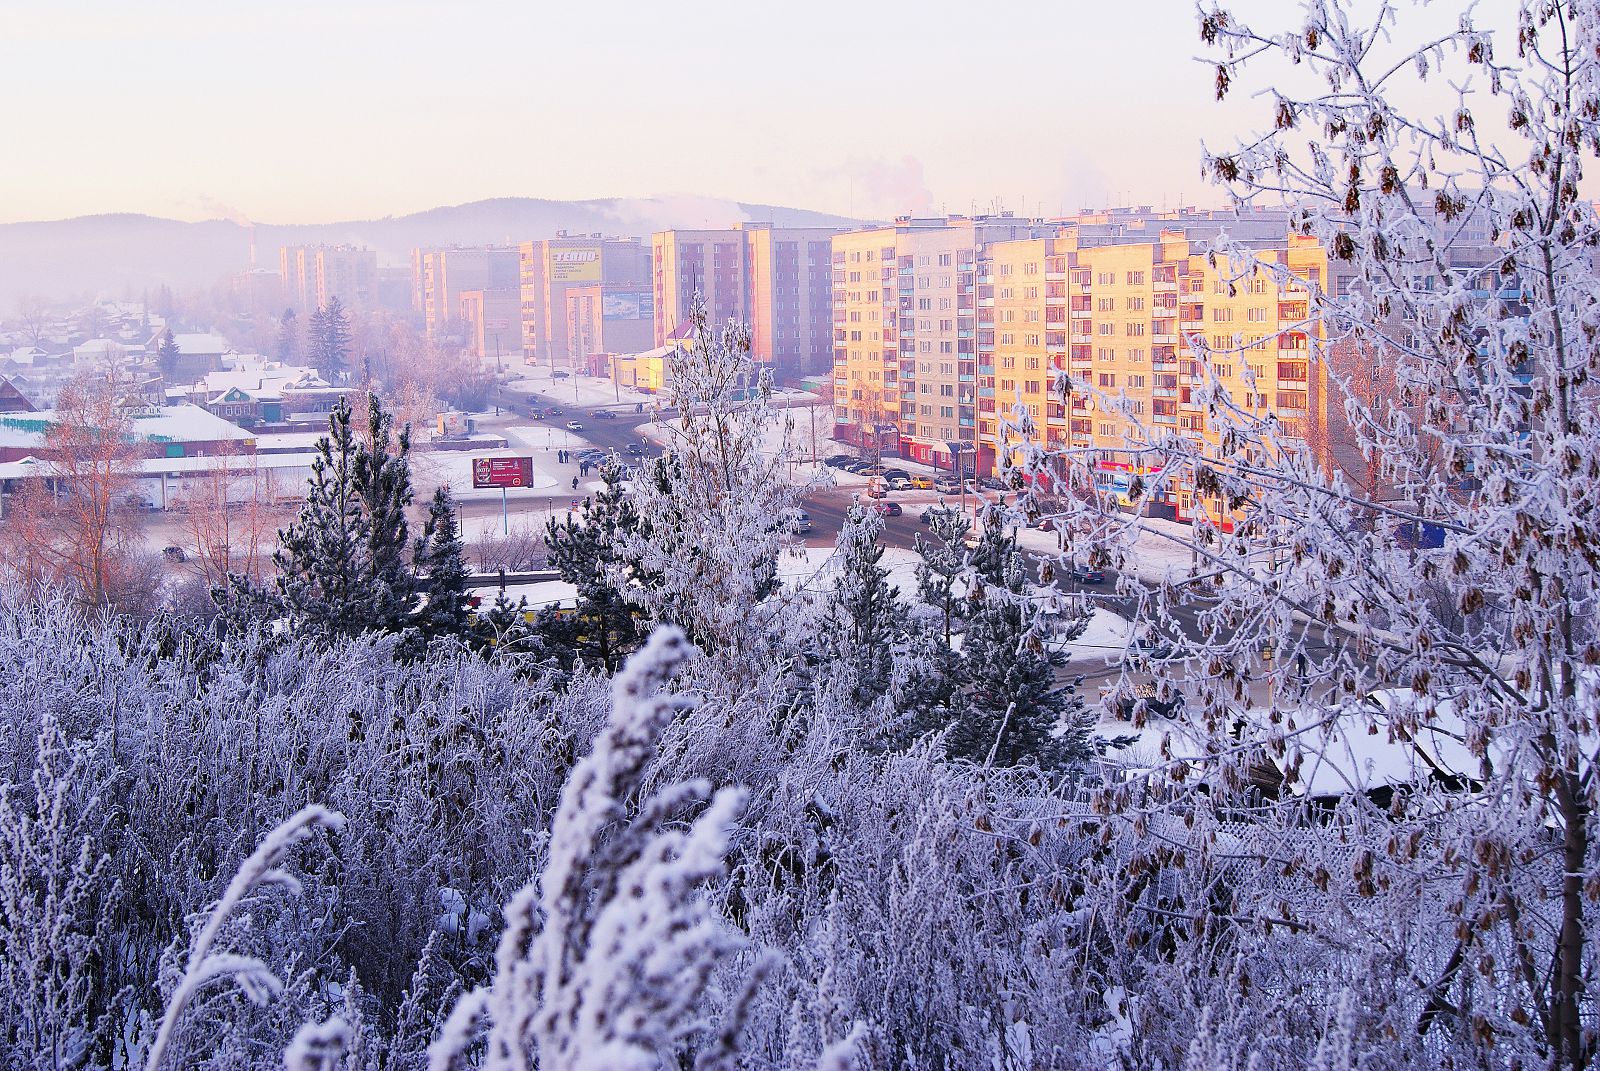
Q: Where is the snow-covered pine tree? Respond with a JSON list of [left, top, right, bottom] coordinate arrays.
[[321, 297, 352, 380], [305, 305, 329, 376], [950, 507, 1089, 769], [276, 308, 299, 363], [823, 498, 902, 708], [414, 486, 470, 639], [353, 394, 415, 634], [156, 329, 180, 379], [543, 459, 642, 673], [913, 503, 971, 647], [273, 398, 376, 635], [616, 295, 813, 666]]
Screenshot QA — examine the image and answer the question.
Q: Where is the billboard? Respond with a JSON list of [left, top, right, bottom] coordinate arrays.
[[602, 291, 654, 320], [549, 245, 601, 283], [472, 456, 535, 489]]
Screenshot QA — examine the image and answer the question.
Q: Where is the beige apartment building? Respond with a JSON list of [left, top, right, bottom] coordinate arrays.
[[831, 216, 1045, 468], [652, 229, 749, 348], [415, 248, 520, 339], [564, 284, 654, 371], [520, 236, 650, 368], [654, 224, 844, 380], [458, 288, 521, 363], [279, 245, 378, 314]]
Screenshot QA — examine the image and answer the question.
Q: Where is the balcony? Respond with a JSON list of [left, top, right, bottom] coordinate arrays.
[[979, 386, 996, 398], [1153, 334, 1178, 345]]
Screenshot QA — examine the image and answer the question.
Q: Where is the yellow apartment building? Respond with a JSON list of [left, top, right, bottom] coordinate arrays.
[[981, 227, 1329, 527]]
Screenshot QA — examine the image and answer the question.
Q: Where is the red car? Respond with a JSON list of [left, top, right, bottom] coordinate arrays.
[[873, 501, 903, 517]]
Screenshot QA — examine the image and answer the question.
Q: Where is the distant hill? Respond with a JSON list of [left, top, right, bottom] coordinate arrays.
[[0, 197, 861, 305]]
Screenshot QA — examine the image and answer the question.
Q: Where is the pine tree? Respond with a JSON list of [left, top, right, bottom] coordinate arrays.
[[914, 503, 971, 647], [156, 329, 181, 379], [353, 394, 414, 633], [273, 399, 375, 635], [824, 499, 902, 707], [414, 487, 469, 638], [276, 308, 298, 363], [543, 459, 642, 672], [948, 508, 1090, 770], [272, 395, 416, 636], [321, 297, 353, 380]]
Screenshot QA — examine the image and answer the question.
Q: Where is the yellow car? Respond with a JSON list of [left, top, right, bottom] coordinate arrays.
[[909, 474, 935, 490]]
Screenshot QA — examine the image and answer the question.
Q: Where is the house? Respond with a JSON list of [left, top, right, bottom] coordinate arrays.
[[183, 363, 330, 427], [0, 377, 35, 414], [151, 332, 233, 379]]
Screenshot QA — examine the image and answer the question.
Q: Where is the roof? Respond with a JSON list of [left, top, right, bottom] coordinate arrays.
[[0, 403, 253, 449], [166, 332, 233, 355]]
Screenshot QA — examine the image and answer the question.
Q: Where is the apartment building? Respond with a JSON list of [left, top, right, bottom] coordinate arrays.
[[520, 236, 650, 367], [830, 216, 1046, 467], [743, 224, 838, 377], [279, 245, 378, 314], [654, 224, 844, 380], [980, 224, 1331, 525], [458, 288, 521, 363], [415, 248, 520, 340], [564, 285, 654, 369]]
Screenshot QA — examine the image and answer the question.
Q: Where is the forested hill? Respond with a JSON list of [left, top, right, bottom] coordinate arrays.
[[0, 197, 860, 305]]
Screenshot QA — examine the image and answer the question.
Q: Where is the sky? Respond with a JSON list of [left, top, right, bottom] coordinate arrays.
[[0, 1, 1519, 226]]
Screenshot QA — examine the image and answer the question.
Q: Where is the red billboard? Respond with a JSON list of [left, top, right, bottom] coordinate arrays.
[[472, 456, 535, 489]]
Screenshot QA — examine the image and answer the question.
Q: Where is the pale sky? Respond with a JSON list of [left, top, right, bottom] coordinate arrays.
[[0, 1, 1514, 226]]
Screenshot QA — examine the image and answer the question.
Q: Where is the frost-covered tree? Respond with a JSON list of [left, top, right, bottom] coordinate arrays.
[[544, 460, 643, 673], [272, 394, 414, 636], [616, 296, 813, 667], [414, 487, 470, 640], [822, 499, 902, 709], [950, 509, 1089, 770], [354, 394, 416, 632], [276, 308, 299, 363], [307, 299, 352, 381], [1008, 3, 1600, 1066], [913, 503, 971, 647]]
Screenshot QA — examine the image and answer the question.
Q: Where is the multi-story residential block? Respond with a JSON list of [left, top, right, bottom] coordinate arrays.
[[742, 224, 838, 377], [564, 285, 653, 370], [415, 248, 520, 340], [519, 236, 650, 368], [279, 245, 378, 314], [652, 229, 748, 349], [980, 223, 1332, 526], [458, 288, 521, 364], [653, 224, 844, 380], [830, 216, 1046, 468]]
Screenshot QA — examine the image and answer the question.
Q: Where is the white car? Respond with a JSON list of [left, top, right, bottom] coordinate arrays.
[[566, 421, 585, 431]]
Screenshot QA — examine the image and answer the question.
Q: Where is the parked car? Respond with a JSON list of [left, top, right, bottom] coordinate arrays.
[[789, 508, 814, 534], [823, 454, 854, 468], [882, 469, 913, 490], [865, 479, 888, 499], [1069, 563, 1107, 584], [591, 410, 619, 420], [873, 501, 903, 517], [1110, 684, 1187, 722], [161, 545, 186, 563], [842, 460, 873, 474], [910, 474, 935, 490], [624, 442, 647, 457], [566, 421, 585, 431], [979, 475, 1008, 491], [933, 475, 962, 494]]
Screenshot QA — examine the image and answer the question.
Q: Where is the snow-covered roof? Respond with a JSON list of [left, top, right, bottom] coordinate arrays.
[[167, 332, 232, 355], [0, 403, 253, 449]]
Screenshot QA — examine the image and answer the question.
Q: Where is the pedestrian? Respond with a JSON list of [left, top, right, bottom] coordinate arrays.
[[571, 476, 579, 491]]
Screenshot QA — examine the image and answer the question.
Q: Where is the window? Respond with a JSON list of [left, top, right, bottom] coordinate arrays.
[[1125, 322, 1146, 337], [917, 298, 931, 311], [1097, 271, 1115, 286], [1097, 297, 1115, 312], [1126, 271, 1146, 285], [938, 253, 952, 266], [1277, 360, 1309, 381], [1098, 373, 1117, 387], [1213, 308, 1234, 322], [939, 319, 953, 331], [1128, 348, 1146, 362], [1098, 322, 1115, 335], [1276, 390, 1309, 411], [1024, 381, 1041, 394], [940, 383, 955, 396], [1247, 307, 1267, 322], [1126, 297, 1145, 311], [1126, 375, 1147, 388]]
